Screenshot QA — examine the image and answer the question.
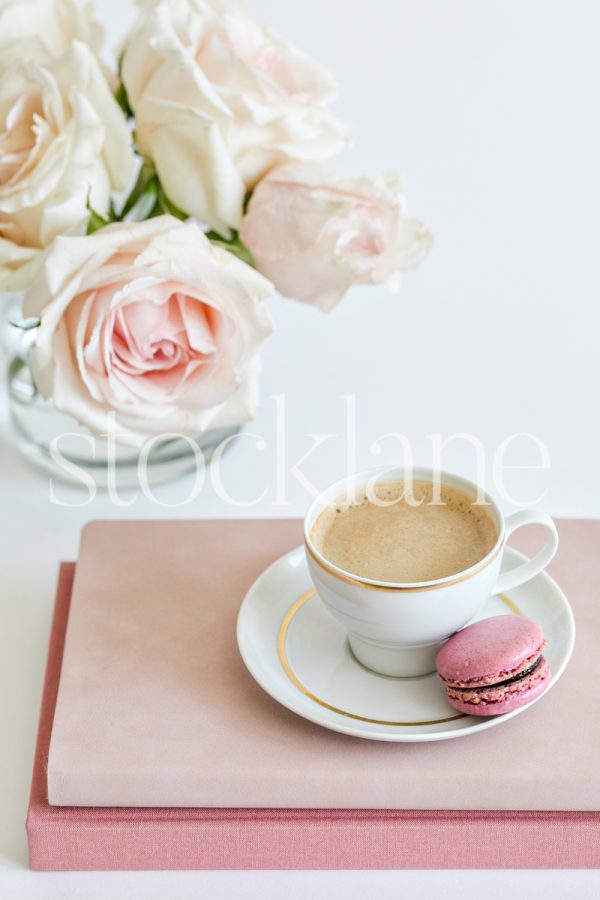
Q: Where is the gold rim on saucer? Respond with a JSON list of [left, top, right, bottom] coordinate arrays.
[[278, 589, 522, 727]]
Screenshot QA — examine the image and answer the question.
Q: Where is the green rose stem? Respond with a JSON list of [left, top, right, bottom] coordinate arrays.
[[205, 231, 255, 267], [87, 160, 256, 266]]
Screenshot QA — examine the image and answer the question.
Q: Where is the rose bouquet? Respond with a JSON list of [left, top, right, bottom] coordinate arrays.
[[1, 0, 431, 479]]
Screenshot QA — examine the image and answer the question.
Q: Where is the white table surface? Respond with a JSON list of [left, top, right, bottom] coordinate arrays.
[[1, 0, 599, 896]]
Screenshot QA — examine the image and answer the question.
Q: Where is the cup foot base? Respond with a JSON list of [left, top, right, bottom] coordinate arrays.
[[348, 634, 444, 678]]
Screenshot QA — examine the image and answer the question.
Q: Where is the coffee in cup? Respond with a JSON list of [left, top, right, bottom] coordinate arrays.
[[310, 480, 498, 584]]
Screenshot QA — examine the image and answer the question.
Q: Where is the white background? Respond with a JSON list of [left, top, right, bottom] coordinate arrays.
[[1, 0, 599, 897]]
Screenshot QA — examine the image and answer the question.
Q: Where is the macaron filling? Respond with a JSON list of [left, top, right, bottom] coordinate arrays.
[[448, 655, 543, 695], [444, 655, 551, 709]]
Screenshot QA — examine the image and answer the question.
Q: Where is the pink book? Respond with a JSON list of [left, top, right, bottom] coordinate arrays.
[[27, 519, 600, 870]]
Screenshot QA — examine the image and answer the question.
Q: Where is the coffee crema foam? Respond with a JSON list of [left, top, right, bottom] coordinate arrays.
[[311, 480, 499, 584]]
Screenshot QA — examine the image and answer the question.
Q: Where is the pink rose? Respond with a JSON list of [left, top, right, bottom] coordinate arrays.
[[122, 0, 349, 235], [240, 164, 432, 312], [0, 42, 134, 287], [23, 216, 274, 446]]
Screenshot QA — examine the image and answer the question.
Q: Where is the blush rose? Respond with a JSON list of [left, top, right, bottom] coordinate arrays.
[[122, 0, 349, 235], [0, 41, 134, 287], [240, 164, 433, 311], [23, 216, 274, 446]]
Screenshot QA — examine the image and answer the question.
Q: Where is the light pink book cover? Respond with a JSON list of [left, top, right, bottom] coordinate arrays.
[[48, 519, 598, 811]]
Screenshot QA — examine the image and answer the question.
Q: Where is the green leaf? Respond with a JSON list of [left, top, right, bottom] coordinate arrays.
[[115, 81, 133, 118], [207, 230, 255, 267], [86, 206, 111, 235], [120, 161, 190, 223], [114, 51, 133, 116], [157, 183, 187, 220], [86, 189, 119, 234], [205, 229, 226, 242], [121, 162, 157, 218], [128, 178, 160, 221]]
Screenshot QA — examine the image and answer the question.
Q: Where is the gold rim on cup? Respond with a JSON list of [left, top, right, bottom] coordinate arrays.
[[304, 539, 504, 593]]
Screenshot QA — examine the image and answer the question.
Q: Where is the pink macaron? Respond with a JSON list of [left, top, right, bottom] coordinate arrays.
[[436, 616, 551, 716]]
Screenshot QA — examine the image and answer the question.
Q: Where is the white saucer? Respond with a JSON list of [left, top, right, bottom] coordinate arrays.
[[237, 546, 575, 742]]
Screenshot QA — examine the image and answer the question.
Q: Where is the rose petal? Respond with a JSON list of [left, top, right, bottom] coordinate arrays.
[[26, 217, 275, 446]]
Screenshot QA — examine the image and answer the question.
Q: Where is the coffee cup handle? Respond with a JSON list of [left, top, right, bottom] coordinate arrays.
[[493, 510, 559, 596]]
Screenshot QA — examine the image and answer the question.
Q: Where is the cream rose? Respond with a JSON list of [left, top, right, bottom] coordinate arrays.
[[23, 216, 274, 447], [240, 164, 433, 312], [0, 0, 104, 64], [0, 41, 135, 287], [122, 0, 349, 235]]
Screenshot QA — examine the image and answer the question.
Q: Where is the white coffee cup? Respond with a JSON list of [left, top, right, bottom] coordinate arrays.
[[304, 466, 558, 677]]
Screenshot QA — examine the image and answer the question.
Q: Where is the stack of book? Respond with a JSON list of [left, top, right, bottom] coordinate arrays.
[[27, 519, 600, 870]]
